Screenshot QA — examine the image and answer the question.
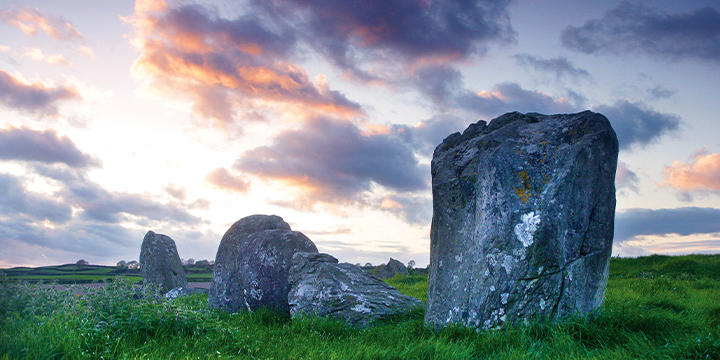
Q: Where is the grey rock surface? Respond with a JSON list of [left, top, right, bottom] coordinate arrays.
[[208, 215, 318, 315], [164, 286, 209, 301], [376, 258, 409, 279], [288, 252, 424, 328], [139, 231, 187, 294], [426, 111, 618, 329]]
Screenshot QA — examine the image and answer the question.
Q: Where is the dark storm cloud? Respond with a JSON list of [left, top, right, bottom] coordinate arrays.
[[0, 69, 80, 116], [234, 117, 427, 206], [593, 100, 681, 151], [513, 54, 590, 79], [561, 2, 720, 62], [614, 207, 720, 243], [0, 126, 100, 168], [265, 0, 515, 76]]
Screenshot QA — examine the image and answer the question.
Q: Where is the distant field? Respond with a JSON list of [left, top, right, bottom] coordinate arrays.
[[0, 263, 213, 284]]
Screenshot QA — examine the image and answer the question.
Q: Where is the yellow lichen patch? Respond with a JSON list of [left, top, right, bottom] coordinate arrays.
[[514, 170, 532, 203]]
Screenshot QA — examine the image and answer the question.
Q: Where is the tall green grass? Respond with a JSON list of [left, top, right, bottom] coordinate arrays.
[[1, 255, 719, 359]]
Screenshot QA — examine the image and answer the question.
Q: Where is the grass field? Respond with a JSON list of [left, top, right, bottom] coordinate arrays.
[[1, 263, 213, 284], [1, 254, 719, 359]]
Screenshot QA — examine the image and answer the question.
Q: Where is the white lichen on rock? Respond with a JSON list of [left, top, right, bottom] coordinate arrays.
[[514, 211, 541, 247]]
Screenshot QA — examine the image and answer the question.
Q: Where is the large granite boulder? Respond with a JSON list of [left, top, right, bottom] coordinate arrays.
[[376, 258, 409, 279], [208, 215, 318, 315], [139, 231, 187, 294], [288, 253, 424, 327], [426, 111, 618, 329]]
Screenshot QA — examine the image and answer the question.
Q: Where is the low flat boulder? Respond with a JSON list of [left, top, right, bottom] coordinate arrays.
[[139, 231, 187, 294], [288, 252, 424, 328], [164, 286, 209, 301], [208, 215, 318, 315], [376, 258, 409, 279]]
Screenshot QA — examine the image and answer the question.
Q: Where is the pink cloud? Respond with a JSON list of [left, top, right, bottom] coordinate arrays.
[[125, 0, 361, 126], [1, 7, 82, 40], [0, 69, 81, 116], [661, 148, 720, 199], [204, 167, 250, 193]]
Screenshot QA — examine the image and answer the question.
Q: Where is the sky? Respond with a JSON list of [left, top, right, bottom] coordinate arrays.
[[0, 0, 719, 268]]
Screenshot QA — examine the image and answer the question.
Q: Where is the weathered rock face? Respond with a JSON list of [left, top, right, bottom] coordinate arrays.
[[288, 252, 424, 327], [208, 215, 318, 315], [376, 258, 409, 279], [139, 231, 187, 294], [426, 111, 618, 329]]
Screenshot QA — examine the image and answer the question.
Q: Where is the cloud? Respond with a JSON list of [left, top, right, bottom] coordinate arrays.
[[0, 126, 100, 168], [378, 194, 432, 226], [616, 161, 640, 195], [409, 65, 579, 118], [77, 45, 94, 59], [561, 2, 720, 63], [457, 82, 578, 118], [126, 0, 361, 126], [0, 69, 81, 116], [164, 183, 187, 200], [1, 6, 82, 40], [661, 149, 720, 200], [0, 163, 205, 264], [268, 0, 515, 78], [514, 54, 590, 79], [410, 65, 465, 110], [614, 207, 720, 243], [390, 115, 470, 155], [204, 167, 250, 193], [22, 46, 69, 66], [593, 100, 681, 151], [0, 173, 72, 224], [234, 116, 427, 207], [648, 85, 675, 99]]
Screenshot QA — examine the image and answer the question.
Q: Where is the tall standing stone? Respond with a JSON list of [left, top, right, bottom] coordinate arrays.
[[140, 231, 187, 294], [426, 111, 618, 329], [208, 215, 318, 315]]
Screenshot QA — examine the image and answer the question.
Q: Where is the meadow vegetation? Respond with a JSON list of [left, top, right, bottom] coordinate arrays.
[[1, 254, 719, 359]]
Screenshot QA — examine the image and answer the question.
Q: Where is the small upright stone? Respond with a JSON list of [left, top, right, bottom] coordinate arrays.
[[376, 258, 409, 279], [139, 231, 187, 294], [426, 111, 618, 329], [208, 215, 318, 315]]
